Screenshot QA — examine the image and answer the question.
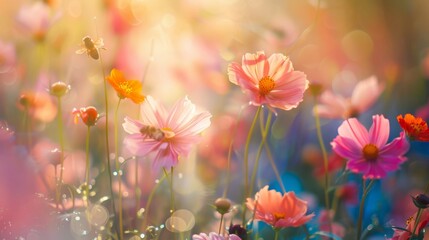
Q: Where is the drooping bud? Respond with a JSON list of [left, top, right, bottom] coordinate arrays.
[[412, 194, 429, 209]]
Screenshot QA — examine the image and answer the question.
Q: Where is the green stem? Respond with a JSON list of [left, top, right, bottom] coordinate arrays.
[[56, 96, 65, 210], [82, 126, 90, 201], [313, 104, 330, 210], [222, 108, 244, 198], [356, 179, 375, 240], [135, 157, 141, 227], [99, 54, 118, 237], [249, 110, 272, 195], [142, 174, 167, 228], [274, 229, 279, 240], [218, 214, 224, 235], [263, 143, 286, 193], [164, 167, 176, 240], [411, 209, 423, 238], [114, 99, 124, 240], [242, 106, 262, 224]]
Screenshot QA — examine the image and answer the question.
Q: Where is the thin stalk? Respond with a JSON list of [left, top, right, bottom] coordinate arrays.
[[142, 174, 167, 228], [222, 107, 245, 198], [411, 209, 422, 238], [249, 110, 272, 195], [85, 126, 90, 187], [135, 157, 141, 227], [218, 214, 224, 235], [114, 99, 124, 240], [274, 229, 279, 240], [56, 96, 65, 210], [313, 104, 330, 210], [242, 106, 262, 224], [164, 167, 176, 240], [163, 167, 175, 214], [356, 179, 375, 240], [263, 143, 286, 193], [99, 54, 116, 216]]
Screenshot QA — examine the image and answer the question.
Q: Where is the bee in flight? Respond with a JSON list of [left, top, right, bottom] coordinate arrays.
[[75, 36, 105, 60]]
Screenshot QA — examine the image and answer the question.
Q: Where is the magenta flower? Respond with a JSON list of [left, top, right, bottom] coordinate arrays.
[[315, 76, 384, 119], [228, 51, 309, 111], [331, 115, 409, 179], [122, 96, 212, 169], [192, 232, 241, 240]]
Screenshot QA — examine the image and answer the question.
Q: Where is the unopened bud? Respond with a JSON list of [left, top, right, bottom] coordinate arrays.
[[214, 198, 231, 215], [49, 81, 70, 97]]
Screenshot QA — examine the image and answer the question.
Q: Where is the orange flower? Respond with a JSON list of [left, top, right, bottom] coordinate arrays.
[[397, 114, 429, 141], [106, 68, 145, 104]]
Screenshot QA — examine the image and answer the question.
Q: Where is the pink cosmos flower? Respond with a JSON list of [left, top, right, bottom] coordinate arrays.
[[228, 51, 309, 111], [391, 210, 429, 240], [192, 232, 241, 240], [246, 185, 314, 229], [122, 96, 212, 169], [16, 2, 60, 42], [315, 76, 384, 119], [331, 115, 409, 179]]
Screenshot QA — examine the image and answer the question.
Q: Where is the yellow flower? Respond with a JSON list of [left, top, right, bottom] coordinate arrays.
[[106, 69, 145, 104]]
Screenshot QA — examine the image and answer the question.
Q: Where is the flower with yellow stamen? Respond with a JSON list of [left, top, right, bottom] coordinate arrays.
[[106, 68, 145, 104]]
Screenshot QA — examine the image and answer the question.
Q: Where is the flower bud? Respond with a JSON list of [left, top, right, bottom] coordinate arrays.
[[72, 106, 99, 126], [49, 81, 70, 97], [214, 197, 231, 215], [412, 194, 429, 209]]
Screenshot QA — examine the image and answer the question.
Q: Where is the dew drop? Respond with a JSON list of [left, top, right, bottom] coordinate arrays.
[[178, 173, 183, 179], [155, 179, 159, 184], [88, 204, 109, 227]]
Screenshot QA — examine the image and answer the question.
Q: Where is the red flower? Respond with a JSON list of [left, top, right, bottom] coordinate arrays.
[[397, 114, 429, 141], [72, 106, 99, 126]]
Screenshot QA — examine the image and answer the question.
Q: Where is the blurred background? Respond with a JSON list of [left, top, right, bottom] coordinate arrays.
[[1, 0, 429, 239]]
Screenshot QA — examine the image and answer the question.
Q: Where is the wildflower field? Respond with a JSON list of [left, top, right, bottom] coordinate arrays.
[[2, 0, 429, 239]]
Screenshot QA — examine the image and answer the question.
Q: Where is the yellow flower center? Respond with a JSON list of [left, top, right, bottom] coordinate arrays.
[[406, 216, 414, 226], [161, 127, 175, 140], [362, 144, 379, 162], [118, 81, 134, 96], [274, 212, 285, 221], [410, 122, 426, 134], [259, 76, 275, 95]]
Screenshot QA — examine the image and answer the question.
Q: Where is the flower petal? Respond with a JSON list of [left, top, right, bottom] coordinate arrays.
[[368, 114, 390, 148], [337, 118, 369, 148]]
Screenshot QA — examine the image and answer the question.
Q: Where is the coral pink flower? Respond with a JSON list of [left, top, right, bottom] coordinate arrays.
[[122, 96, 211, 169], [228, 51, 309, 111], [315, 76, 384, 119], [331, 115, 409, 179], [192, 232, 241, 240], [246, 185, 314, 229], [391, 210, 429, 240]]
